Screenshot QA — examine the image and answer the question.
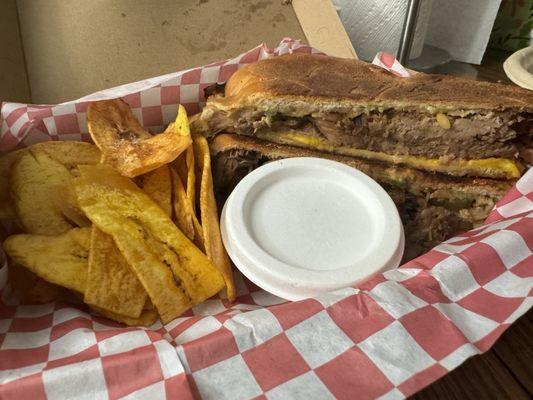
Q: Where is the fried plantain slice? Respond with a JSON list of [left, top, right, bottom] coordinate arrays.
[[87, 100, 191, 177], [3, 228, 91, 293], [34, 141, 101, 170], [53, 184, 92, 228], [91, 306, 158, 327], [11, 148, 75, 234], [193, 134, 235, 301], [138, 166, 173, 217], [173, 146, 196, 213], [143, 298, 154, 310], [73, 164, 224, 323], [10, 142, 100, 234], [171, 168, 205, 249], [84, 226, 147, 318]]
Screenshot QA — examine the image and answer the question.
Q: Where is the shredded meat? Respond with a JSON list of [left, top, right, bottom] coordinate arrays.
[[204, 107, 532, 159], [212, 149, 500, 262]]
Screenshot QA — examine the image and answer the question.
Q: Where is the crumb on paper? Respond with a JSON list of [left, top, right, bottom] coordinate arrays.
[[282, 0, 292, 5]]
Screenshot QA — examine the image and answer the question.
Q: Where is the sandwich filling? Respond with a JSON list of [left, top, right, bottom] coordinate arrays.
[[210, 135, 512, 261], [255, 131, 522, 179], [198, 105, 530, 179]]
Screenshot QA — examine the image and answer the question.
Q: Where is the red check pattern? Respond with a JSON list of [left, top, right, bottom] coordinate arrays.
[[1, 39, 532, 399], [0, 38, 323, 152]]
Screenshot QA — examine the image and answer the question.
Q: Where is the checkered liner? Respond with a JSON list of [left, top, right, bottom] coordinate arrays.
[[372, 52, 410, 77], [1, 39, 532, 400], [0, 38, 323, 151]]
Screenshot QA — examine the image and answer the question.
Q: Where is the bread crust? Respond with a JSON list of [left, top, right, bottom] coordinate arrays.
[[218, 54, 533, 112]]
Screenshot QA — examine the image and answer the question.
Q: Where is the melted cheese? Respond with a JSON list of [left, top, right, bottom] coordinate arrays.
[[256, 131, 522, 179]]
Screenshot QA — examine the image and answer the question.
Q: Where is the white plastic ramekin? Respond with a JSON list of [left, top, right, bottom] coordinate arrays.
[[221, 157, 404, 301]]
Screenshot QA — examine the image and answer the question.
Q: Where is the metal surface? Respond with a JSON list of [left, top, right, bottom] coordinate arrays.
[[408, 44, 452, 72], [397, 0, 422, 65]]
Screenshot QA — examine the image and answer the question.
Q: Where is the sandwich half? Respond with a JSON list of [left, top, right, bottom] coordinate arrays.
[[194, 54, 532, 180], [210, 134, 513, 261]]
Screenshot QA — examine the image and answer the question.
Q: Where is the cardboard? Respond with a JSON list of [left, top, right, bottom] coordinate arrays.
[[292, 0, 357, 59], [0, 0, 30, 103], [5, 0, 355, 104]]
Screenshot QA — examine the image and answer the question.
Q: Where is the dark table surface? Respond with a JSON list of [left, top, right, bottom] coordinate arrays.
[[410, 49, 532, 400]]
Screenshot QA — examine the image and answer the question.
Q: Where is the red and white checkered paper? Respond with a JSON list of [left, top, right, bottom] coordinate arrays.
[[1, 38, 532, 400], [372, 52, 410, 77]]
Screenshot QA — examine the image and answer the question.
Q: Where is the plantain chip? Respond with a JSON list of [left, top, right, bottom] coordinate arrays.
[[171, 168, 205, 248], [173, 146, 196, 213], [84, 226, 147, 318], [0, 150, 23, 219], [73, 164, 224, 323], [10, 142, 100, 235], [70, 226, 92, 250], [91, 306, 158, 327], [185, 147, 196, 212], [33, 141, 101, 170], [87, 100, 191, 178], [53, 184, 92, 227], [8, 264, 61, 304], [143, 298, 154, 310], [1, 142, 98, 222], [3, 228, 91, 293], [138, 166, 173, 217], [193, 134, 235, 301], [11, 148, 76, 235]]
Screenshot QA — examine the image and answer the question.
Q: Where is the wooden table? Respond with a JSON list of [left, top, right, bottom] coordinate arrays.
[[413, 312, 532, 399], [411, 49, 533, 399]]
